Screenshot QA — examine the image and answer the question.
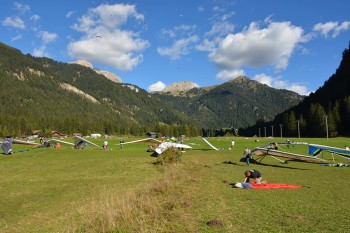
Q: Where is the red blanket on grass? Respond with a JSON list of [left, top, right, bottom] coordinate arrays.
[[244, 182, 302, 189]]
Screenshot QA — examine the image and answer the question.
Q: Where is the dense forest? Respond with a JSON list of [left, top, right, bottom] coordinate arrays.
[[153, 76, 303, 129], [241, 42, 350, 138]]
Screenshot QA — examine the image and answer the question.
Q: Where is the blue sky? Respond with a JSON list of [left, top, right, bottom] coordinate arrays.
[[1, 0, 350, 95]]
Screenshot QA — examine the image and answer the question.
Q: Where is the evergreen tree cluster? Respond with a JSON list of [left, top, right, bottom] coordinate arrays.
[[154, 76, 303, 129], [0, 42, 199, 137]]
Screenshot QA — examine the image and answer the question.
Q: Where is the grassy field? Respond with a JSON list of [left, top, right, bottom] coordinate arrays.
[[1, 136, 350, 232]]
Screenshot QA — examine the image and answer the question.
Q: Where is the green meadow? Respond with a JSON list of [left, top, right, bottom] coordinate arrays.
[[1, 137, 350, 232]]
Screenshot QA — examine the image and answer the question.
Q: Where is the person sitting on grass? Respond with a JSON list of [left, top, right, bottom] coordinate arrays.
[[243, 170, 262, 184]]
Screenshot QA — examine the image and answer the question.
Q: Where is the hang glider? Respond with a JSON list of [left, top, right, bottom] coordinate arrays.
[[49, 138, 75, 147], [153, 142, 192, 155], [73, 136, 103, 149], [1, 137, 13, 154], [309, 144, 350, 159], [2, 137, 40, 154], [116, 138, 162, 146], [33, 138, 75, 148], [251, 143, 327, 163], [12, 139, 40, 146], [201, 138, 219, 151]]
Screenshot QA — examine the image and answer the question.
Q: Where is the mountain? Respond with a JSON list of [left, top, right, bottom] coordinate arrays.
[[161, 81, 199, 94], [242, 42, 350, 137], [71, 60, 123, 83], [0, 42, 303, 136], [0, 42, 193, 136], [153, 76, 303, 129]]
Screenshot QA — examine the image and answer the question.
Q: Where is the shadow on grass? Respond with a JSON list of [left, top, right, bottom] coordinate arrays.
[[222, 161, 244, 166], [192, 149, 216, 151]]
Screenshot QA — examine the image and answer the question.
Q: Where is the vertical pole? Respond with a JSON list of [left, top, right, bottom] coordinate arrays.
[[297, 120, 300, 139], [271, 125, 274, 138], [279, 124, 282, 138], [324, 115, 329, 140]]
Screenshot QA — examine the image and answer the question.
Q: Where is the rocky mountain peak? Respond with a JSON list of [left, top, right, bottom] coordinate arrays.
[[72, 60, 94, 69], [71, 60, 122, 83], [162, 81, 199, 93]]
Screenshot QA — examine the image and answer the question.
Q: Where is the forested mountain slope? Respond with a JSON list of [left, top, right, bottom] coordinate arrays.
[[154, 76, 303, 129], [0, 42, 192, 136], [242, 42, 350, 137]]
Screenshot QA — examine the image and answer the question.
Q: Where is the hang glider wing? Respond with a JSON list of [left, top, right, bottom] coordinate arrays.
[[12, 139, 40, 146], [201, 138, 219, 151], [252, 147, 327, 163], [73, 136, 103, 149], [32, 138, 75, 149], [49, 138, 75, 146], [309, 144, 350, 159], [116, 138, 162, 146], [1, 138, 13, 154], [252, 143, 327, 163], [154, 142, 192, 155]]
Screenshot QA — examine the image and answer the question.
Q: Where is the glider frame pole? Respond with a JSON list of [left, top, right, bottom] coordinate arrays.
[[331, 153, 335, 163]]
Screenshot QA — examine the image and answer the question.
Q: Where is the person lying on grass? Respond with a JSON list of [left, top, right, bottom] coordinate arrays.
[[243, 170, 262, 184]]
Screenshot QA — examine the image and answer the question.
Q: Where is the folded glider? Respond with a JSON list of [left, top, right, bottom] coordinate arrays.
[[1, 138, 13, 154], [73, 136, 103, 149], [252, 143, 327, 163]]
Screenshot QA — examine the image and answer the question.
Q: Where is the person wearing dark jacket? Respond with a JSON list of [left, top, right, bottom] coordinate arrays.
[[243, 170, 262, 184]]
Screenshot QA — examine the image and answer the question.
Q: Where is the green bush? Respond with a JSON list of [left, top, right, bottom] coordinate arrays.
[[156, 147, 182, 165]]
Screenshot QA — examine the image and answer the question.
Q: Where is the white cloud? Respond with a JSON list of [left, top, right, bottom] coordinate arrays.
[[157, 36, 199, 60], [253, 73, 309, 95], [38, 31, 58, 43], [157, 24, 199, 60], [66, 11, 75, 18], [205, 21, 234, 37], [68, 3, 149, 72], [32, 31, 57, 57], [148, 81, 166, 92], [313, 21, 350, 38], [11, 34, 22, 41], [30, 14, 40, 21], [14, 2, 30, 14], [216, 69, 245, 80], [196, 38, 217, 52], [2, 16, 25, 29], [209, 21, 304, 72], [33, 45, 49, 57]]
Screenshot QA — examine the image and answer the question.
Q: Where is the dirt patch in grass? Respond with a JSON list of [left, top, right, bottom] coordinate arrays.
[[206, 219, 224, 227]]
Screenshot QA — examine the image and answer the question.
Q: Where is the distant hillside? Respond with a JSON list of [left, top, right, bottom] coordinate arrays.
[[154, 76, 303, 129], [0, 42, 304, 137], [242, 42, 350, 137], [0, 42, 194, 136]]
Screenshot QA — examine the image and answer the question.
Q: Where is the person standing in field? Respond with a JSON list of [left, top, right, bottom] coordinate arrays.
[[231, 140, 235, 150], [243, 147, 252, 166], [103, 140, 108, 150], [120, 139, 124, 149]]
